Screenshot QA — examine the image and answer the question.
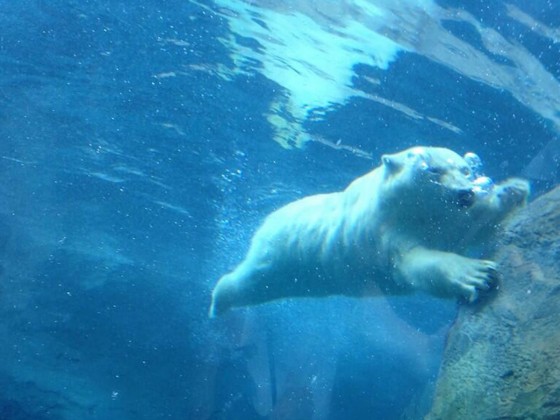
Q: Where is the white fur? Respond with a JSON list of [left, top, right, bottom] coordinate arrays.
[[210, 146, 529, 317]]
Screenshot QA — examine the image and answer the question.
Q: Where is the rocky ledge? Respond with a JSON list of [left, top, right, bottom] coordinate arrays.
[[428, 185, 560, 419]]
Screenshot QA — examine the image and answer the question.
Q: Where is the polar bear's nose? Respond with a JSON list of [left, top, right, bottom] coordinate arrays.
[[456, 189, 475, 208]]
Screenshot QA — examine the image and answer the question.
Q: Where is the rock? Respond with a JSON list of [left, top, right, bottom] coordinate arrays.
[[427, 186, 560, 419]]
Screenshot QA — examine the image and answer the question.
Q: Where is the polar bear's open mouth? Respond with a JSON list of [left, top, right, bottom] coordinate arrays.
[[456, 189, 476, 208]]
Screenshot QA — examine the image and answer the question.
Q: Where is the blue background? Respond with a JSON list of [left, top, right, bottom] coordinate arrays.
[[0, 0, 558, 419]]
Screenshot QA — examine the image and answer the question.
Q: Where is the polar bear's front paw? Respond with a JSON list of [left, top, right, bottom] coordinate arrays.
[[453, 258, 499, 303], [397, 248, 500, 303]]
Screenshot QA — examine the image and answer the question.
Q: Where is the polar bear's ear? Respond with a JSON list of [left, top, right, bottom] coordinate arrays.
[[382, 154, 402, 174]]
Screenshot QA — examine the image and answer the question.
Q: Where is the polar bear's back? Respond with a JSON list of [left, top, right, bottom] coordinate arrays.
[[253, 192, 346, 264]]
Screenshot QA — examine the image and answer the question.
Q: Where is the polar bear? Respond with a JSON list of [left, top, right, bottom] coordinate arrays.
[[210, 146, 529, 317]]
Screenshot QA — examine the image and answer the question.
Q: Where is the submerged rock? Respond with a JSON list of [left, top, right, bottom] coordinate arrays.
[[428, 185, 560, 419]]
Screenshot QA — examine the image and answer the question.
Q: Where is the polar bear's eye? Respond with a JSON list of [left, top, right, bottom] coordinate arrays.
[[460, 166, 471, 177], [419, 160, 430, 171]]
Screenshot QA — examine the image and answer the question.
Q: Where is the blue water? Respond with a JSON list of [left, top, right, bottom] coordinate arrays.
[[0, 0, 558, 419]]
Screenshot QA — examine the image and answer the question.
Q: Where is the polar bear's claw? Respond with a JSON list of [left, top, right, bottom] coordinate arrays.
[[458, 259, 500, 302]]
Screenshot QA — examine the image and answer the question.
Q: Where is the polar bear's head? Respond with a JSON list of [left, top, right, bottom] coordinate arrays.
[[381, 146, 486, 211]]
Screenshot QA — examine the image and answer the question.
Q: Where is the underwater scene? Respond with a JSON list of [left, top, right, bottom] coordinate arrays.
[[1, 0, 559, 419]]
